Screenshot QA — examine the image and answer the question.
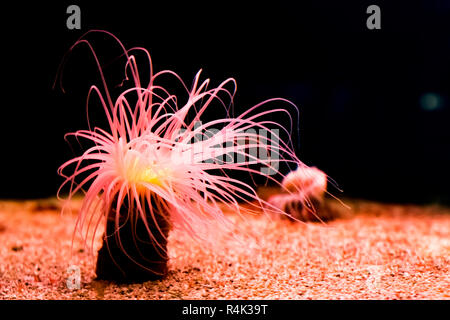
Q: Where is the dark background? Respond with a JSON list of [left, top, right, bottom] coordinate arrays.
[[1, 1, 449, 204]]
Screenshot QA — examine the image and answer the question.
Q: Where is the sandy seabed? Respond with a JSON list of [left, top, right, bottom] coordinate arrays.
[[0, 197, 449, 300]]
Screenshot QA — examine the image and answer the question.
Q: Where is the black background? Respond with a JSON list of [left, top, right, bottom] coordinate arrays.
[[1, 1, 449, 204]]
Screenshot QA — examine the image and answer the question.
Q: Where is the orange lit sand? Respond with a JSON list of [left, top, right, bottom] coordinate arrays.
[[0, 198, 448, 299]]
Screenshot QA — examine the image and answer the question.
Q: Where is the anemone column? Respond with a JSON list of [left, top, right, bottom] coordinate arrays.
[[95, 195, 171, 282]]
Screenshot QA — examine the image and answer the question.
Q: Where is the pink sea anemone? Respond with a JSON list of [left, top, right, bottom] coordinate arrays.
[[267, 166, 347, 222], [57, 30, 313, 280], [268, 166, 328, 221]]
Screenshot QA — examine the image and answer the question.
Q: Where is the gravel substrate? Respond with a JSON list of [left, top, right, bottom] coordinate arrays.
[[0, 197, 449, 299]]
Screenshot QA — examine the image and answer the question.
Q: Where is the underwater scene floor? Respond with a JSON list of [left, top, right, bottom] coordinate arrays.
[[0, 197, 448, 299]]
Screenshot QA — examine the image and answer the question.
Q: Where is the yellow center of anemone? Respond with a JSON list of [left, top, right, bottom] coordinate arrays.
[[125, 157, 172, 188], [138, 167, 171, 187]]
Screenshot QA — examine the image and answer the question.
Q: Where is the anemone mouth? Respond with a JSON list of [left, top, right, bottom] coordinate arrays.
[[123, 158, 172, 188], [134, 167, 172, 187], [115, 140, 174, 189]]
